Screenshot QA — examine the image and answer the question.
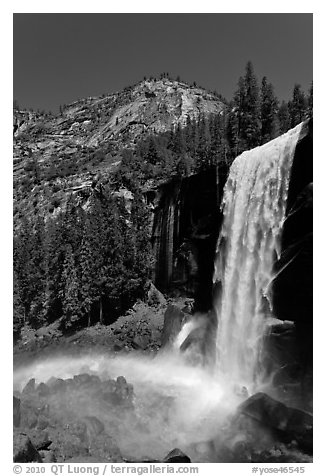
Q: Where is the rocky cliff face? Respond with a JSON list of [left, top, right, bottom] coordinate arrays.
[[267, 119, 313, 409], [151, 165, 228, 311], [13, 78, 225, 228]]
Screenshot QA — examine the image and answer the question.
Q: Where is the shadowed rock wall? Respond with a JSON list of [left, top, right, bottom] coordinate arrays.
[[269, 119, 313, 408], [152, 165, 228, 312]]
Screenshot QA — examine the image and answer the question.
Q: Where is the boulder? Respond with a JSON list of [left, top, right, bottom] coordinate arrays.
[[182, 299, 194, 315], [36, 415, 50, 430], [88, 432, 123, 462], [28, 429, 52, 450], [73, 373, 93, 388], [115, 376, 134, 406], [39, 449, 56, 462], [47, 426, 89, 461], [22, 378, 36, 395], [132, 334, 150, 350], [66, 420, 88, 443], [83, 416, 105, 438], [237, 392, 312, 454], [47, 377, 67, 393], [179, 312, 217, 367], [160, 305, 187, 349], [36, 382, 50, 397], [147, 282, 166, 307], [101, 376, 133, 407], [20, 403, 38, 429], [272, 120, 313, 407], [163, 448, 191, 463], [13, 431, 42, 462], [179, 325, 207, 365], [13, 396, 21, 427]]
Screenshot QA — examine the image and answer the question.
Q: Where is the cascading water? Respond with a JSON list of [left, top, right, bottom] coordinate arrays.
[[213, 123, 303, 390]]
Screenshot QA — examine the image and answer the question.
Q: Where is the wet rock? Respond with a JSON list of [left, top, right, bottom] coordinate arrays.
[[272, 121, 313, 408], [13, 396, 21, 427], [36, 382, 50, 397], [89, 432, 123, 462], [233, 384, 249, 399], [47, 377, 67, 393], [132, 334, 150, 350], [73, 373, 93, 387], [101, 376, 134, 407], [182, 299, 194, 315], [20, 404, 38, 429], [147, 282, 166, 307], [36, 415, 50, 430], [101, 379, 117, 394], [13, 431, 42, 462], [161, 305, 187, 349], [113, 343, 123, 352], [179, 312, 217, 367], [28, 429, 52, 450], [115, 376, 134, 407], [180, 325, 207, 365], [83, 416, 105, 437], [66, 421, 88, 443], [39, 449, 56, 462], [22, 378, 36, 395], [47, 426, 89, 461], [237, 392, 313, 454], [163, 448, 191, 463]]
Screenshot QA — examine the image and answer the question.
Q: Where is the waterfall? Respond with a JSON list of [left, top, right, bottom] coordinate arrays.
[[213, 123, 303, 389]]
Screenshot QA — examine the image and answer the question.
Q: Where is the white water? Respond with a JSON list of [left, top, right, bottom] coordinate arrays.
[[213, 123, 303, 390]]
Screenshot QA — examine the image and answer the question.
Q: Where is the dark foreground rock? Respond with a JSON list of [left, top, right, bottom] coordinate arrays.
[[237, 392, 313, 454], [179, 311, 217, 367], [272, 119, 313, 410], [160, 305, 188, 349], [13, 373, 133, 463], [13, 432, 42, 462], [124, 448, 191, 464], [13, 396, 21, 427], [163, 448, 191, 463]]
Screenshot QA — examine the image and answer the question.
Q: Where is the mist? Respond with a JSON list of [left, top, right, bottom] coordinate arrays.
[[14, 335, 247, 462]]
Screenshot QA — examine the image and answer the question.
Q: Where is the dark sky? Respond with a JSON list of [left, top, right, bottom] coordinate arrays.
[[13, 13, 313, 113]]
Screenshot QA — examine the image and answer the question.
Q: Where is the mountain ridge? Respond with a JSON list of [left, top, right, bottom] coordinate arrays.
[[13, 78, 226, 227]]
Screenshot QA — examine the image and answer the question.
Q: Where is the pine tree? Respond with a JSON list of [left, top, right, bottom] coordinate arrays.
[[13, 270, 25, 336], [13, 215, 46, 328], [29, 215, 47, 327], [13, 217, 33, 322], [260, 76, 279, 144], [176, 152, 194, 176], [289, 84, 306, 128], [306, 82, 313, 117], [196, 115, 211, 170], [228, 77, 246, 156], [242, 61, 261, 149], [278, 100, 291, 134], [209, 113, 229, 165], [184, 116, 199, 159], [61, 244, 80, 328], [171, 124, 186, 156], [44, 212, 69, 324], [146, 136, 159, 165]]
